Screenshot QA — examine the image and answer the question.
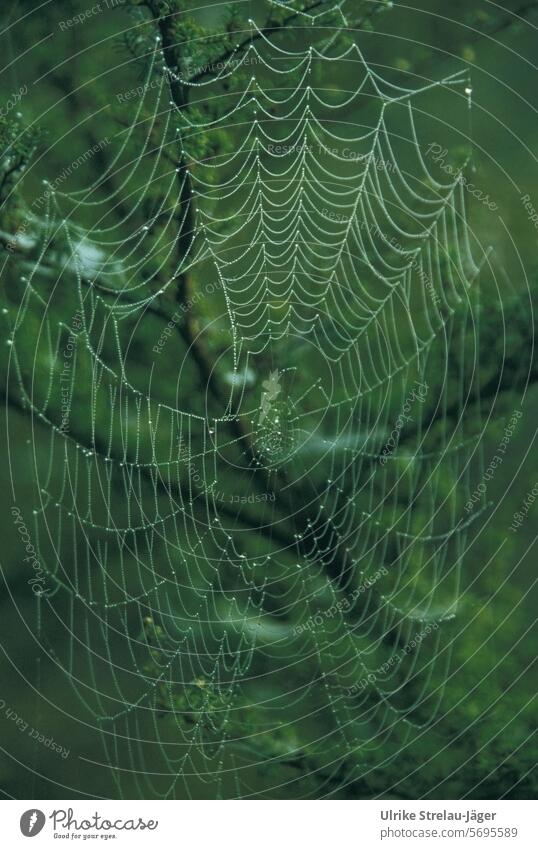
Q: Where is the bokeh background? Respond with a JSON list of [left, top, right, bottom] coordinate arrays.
[[0, 0, 536, 799]]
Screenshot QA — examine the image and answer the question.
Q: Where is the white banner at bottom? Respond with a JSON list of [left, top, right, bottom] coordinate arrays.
[[1, 800, 534, 848]]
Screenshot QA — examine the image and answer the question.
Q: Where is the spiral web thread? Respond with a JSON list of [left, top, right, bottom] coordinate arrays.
[[6, 13, 489, 798]]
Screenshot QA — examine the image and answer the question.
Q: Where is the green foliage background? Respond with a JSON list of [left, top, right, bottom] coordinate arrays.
[[0, 0, 536, 799]]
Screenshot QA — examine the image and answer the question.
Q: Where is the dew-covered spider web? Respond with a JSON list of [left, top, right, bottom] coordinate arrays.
[[6, 5, 491, 798]]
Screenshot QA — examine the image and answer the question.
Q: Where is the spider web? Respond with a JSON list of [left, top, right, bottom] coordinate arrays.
[[5, 9, 490, 799]]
